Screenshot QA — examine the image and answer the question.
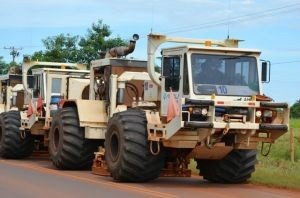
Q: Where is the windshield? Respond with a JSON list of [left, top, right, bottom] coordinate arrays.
[[191, 54, 259, 96]]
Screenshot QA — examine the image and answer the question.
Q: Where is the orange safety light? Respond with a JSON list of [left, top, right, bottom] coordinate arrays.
[[205, 40, 212, 47]]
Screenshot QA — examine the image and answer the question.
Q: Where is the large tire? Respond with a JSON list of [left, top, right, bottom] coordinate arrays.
[[105, 109, 165, 182], [0, 111, 34, 159], [49, 107, 100, 170], [196, 149, 257, 183]]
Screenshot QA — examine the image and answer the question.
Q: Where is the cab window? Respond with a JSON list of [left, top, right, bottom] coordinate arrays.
[[51, 78, 62, 94], [33, 75, 42, 98], [163, 56, 180, 92]]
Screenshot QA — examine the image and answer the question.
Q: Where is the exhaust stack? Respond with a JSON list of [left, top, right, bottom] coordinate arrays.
[[105, 34, 139, 58]]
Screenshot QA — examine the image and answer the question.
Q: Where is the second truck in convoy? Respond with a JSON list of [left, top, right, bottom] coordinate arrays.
[[0, 59, 99, 168]]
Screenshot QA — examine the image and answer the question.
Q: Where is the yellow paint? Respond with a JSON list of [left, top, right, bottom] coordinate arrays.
[[204, 40, 212, 47], [211, 93, 216, 99]]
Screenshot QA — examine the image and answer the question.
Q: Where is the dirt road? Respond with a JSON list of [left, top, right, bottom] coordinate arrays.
[[0, 157, 298, 198]]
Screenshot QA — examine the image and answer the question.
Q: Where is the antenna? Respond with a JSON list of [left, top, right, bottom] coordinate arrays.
[[3, 46, 23, 63], [150, 0, 154, 33], [227, 0, 231, 39]]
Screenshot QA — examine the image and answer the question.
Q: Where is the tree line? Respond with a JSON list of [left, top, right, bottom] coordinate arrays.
[[0, 19, 127, 74], [291, 100, 300, 118]]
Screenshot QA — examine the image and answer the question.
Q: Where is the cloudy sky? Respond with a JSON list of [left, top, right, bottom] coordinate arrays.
[[0, 0, 299, 104]]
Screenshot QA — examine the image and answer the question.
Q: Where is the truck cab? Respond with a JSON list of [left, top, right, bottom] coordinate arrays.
[[161, 45, 262, 109], [0, 73, 33, 113], [21, 67, 90, 132], [145, 35, 289, 150], [0, 59, 92, 162]]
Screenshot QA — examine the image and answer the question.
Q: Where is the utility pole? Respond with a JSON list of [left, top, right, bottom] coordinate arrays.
[[3, 46, 23, 63]]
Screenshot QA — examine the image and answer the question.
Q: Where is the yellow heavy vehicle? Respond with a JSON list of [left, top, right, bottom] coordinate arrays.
[[0, 59, 99, 169], [54, 33, 289, 183]]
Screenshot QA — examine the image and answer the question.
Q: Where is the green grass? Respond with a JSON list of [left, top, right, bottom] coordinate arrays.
[[250, 157, 300, 189], [290, 118, 300, 128], [250, 120, 300, 189], [188, 159, 198, 174], [189, 119, 300, 189]]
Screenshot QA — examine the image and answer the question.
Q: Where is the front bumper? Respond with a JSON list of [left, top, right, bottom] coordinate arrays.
[[184, 121, 288, 132]]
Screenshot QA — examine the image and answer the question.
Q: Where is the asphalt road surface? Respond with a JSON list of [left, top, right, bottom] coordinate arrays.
[[0, 157, 299, 198]]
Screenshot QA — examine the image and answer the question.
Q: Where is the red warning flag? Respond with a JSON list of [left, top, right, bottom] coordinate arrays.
[[59, 96, 65, 108], [167, 90, 180, 122], [27, 100, 34, 117], [37, 96, 43, 113]]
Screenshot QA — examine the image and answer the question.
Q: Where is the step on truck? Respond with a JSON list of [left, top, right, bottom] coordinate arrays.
[[56, 33, 288, 183]]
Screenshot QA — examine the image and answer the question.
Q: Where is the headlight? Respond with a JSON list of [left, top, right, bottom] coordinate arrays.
[[192, 108, 202, 114], [190, 107, 208, 116], [201, 108, 208, 116], [256, 110, 262, 118], [263, 110, 273, 117]]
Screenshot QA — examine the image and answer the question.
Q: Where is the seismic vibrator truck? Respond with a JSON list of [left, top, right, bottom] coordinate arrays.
[[56, 33, 289, 183]]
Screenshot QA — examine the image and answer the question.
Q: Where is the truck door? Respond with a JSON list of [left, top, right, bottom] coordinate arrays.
[[160, 55, 182, 116]]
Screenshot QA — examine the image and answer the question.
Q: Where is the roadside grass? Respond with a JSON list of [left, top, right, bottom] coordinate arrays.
[[250, 157, 300, 189], [290, 118, 300, 128], [189, 119, 300, 189], [251, 118, 300, 189], [188, 160, 198, 175]]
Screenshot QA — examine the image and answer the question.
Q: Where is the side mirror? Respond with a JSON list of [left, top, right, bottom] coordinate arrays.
[[261, 60, 271, 83]]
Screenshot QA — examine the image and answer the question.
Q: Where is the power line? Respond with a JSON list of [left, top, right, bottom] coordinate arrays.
[[139, 2, 300, 39], [20, 45, 43, 48], [164, 4, 300, 34], [164, 8, 299, 35], [2, 45, 43, 49], [272, 60, 300, 65], [163, 2, 300, 34]]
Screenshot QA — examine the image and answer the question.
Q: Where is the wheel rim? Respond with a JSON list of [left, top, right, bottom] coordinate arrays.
[[110, 131, 120, 162], [53, 128, 60, 151]]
